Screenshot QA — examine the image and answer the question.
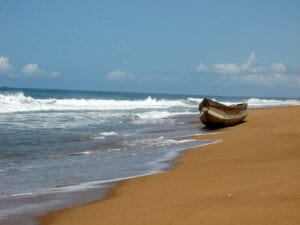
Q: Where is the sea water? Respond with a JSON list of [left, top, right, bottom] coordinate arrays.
[[0, 87, 299, 224]]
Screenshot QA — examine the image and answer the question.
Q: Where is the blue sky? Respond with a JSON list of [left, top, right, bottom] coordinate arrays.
[[0, 0, 299, 97]]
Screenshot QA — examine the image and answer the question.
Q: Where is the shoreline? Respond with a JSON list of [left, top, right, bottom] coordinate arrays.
[[0, 114, 208, 225], [39, 106, 300, 225]]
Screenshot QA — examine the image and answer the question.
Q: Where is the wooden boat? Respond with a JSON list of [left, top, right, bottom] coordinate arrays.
[[199, 98, 248, 127]]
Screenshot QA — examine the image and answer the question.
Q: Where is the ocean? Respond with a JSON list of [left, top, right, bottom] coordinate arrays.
[[0, 87, 299, 225]]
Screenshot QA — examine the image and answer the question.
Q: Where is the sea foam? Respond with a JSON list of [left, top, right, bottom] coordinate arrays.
[[0, 92, 190, 113], [1, 92, 300, 114]]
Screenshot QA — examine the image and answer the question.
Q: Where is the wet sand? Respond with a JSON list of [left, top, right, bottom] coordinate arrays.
[[39, 106, 300, 225]]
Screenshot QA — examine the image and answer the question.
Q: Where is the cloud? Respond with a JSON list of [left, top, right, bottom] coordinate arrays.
[[0, 55, 61, 78], [105, 69, 170, 84], [195, 52, 300, 87], [269, 63, 286, 73], [106, 69, 134, 81], [242, 52, 258, 69], [212, 63, 240, 75], [49, 71, 61, 77], [0, 56, 14, 73], [22, 64, 44, 75], [195, 64, 207, 73], [21, 63, 61, 78]]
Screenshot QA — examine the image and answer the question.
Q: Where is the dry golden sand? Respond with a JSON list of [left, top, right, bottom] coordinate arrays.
[[39, 107, 300, 225]]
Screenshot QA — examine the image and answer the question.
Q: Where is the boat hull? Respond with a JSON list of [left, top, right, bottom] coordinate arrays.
[[199, 99, 248, 127]]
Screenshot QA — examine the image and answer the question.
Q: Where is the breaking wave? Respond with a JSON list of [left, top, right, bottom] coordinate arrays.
[[186, 97, 300, 108], [246, 98, 300, 107], [1, 92, 300, 113], [0, 92, 190, 113]]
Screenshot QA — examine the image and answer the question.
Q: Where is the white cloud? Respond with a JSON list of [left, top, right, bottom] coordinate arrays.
[[242, 52, 258, 69], [0, 55, 61, 78], [269, 63, 286, 73], [211, 52, 261, 75], [106, 69, 134, 81], [195, 52, 300, 87], [106, 69, 169, 83], [212, 63, 240, 75], [49, 71, 62, 77], [195, 64, 207, 72], [0, 56, 14, 73], [22, 64, 43, 75]]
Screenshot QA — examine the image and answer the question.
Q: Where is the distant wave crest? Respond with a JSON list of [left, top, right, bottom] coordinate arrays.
[[0, 92, 190, 113], [1, 92, 299, 113], [246, 98, 300, 107]]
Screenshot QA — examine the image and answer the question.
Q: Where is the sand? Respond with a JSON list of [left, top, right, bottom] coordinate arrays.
[[39, 106, 300, 225]]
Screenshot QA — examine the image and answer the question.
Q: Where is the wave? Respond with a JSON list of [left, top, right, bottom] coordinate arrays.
[[69, 151, 94, 156], [187, 97, 300, 108], [0, 92, 190, 113], [132, 111, 195, 124], [1, 92, 300, 113], [91, 131, 119, 140], [100, 131, 118, 136], [246, 98, 300, 107], [122, 136, 196, 149], [186, 97, 204, 104]]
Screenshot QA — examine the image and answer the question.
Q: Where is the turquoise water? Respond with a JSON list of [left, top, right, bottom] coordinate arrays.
[[0, 87, 299, 224]]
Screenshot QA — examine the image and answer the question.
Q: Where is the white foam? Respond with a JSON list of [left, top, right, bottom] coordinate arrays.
[[133, 111, 195, 124], [1, 92, 299, 114], [0, 93, 191, 113], [101, 131, 118, 136], [76, 151, 93, 155], [123, 136, 196, 149], [209, 98, 300, 108], [187, 97, 204, 104], [92, 135, 106, 140], [91, 131, 119, 140], [1, 192, 36, 199], [246, 98, 300, 108]]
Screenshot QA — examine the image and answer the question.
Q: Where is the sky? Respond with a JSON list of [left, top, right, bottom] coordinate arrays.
[[0, 0, 300, 97]]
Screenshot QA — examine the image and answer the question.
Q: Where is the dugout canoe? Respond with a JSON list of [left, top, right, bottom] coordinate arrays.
[[199, 98, 248, 127]]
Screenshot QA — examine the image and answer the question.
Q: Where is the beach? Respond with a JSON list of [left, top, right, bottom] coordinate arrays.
[[39, 106, 300, 225]]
